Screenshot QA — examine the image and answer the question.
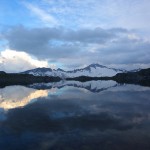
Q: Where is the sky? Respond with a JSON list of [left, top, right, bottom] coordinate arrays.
[[0, 0, 150, 72]]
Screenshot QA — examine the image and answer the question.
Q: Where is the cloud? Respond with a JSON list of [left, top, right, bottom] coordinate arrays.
[[1, 25, 150, 71], [4, 26, 128, 56], [0, 0, 149, 72], [42, 0, 150, 30], [24, 2, 58, 26], [0, 49, 49, 72]]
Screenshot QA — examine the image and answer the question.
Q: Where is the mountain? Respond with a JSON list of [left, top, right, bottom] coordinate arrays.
[[22, 63, 125, 78], [128, 68, 141, 72], [0, 71, 6, 74], [1, 68, 150, 87], [114, 68, 150, 86]]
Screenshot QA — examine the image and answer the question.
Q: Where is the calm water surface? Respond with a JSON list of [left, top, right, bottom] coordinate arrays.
[[0, 80, 150, 150]]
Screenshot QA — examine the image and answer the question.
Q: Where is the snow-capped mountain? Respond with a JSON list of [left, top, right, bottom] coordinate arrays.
[[22, 63, 125, 78], [128, 68, 141, 72]]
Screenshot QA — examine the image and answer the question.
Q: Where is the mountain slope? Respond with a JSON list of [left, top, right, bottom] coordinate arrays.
[[22, 63, 125, 78]]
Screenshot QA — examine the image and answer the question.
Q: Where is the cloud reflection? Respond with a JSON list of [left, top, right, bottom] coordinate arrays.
[[0, 82, 150, 150]]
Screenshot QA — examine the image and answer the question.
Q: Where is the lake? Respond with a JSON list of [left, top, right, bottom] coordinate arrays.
[[0, 80, 150, 150]]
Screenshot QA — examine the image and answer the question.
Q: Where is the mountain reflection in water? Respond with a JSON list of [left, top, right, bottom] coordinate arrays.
[[0, 80, 150, 150]]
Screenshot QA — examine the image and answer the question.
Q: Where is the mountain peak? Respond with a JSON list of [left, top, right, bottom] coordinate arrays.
[[57, 68, 65, 72], [88, 64, 106, 68], [33, 67, 52, 72], [21, 63, 125, 78]]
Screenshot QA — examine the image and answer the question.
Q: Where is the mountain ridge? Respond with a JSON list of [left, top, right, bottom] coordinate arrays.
[[0, 68, 150, 88], [21, 63, 126, 78]]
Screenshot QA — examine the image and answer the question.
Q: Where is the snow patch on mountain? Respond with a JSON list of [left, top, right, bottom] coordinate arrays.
[[22, 63, 125, 78]]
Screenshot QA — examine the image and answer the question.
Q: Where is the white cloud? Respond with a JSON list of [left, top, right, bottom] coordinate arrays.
[[0, 49, 49, 72], [42, 0, 150, 30], [24, 2, 58, 26]]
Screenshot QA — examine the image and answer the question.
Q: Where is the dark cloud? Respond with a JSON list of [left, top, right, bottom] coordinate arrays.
[[2, 25, 150, 68], [96, 38, 150, 64], [3, 26, 127, 56], [63, 27, 123, 43]]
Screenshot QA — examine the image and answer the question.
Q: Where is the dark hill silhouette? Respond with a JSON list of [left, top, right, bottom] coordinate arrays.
[[0, 68, 150, 87]]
